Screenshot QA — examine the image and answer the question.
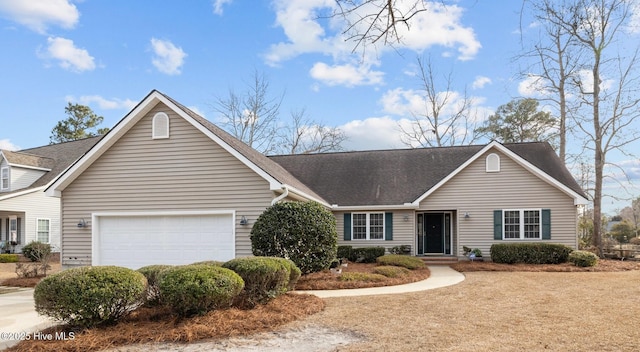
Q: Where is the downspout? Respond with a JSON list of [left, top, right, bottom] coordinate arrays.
[[271, 186, 289, 205]]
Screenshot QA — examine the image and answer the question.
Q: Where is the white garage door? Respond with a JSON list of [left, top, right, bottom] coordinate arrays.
[[93, 212, 235, 269]]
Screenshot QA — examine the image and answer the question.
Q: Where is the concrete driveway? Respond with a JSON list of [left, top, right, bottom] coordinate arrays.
[[0, 288, 54, 350]]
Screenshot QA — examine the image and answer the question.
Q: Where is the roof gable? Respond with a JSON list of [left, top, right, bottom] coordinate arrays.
[[45, 90, 327, 204], [0, 150, 54, 171]]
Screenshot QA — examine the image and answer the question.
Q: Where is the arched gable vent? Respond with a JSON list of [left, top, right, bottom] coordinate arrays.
[[152, 112, 169, 139]]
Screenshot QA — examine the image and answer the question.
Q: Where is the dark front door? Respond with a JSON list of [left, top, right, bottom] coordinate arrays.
[[424, 213, 444, 254]]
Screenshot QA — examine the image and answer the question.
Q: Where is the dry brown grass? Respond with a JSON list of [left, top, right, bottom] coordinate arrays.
[[303, 270, 640, 351], [451, 258, 640, 272], [8, 293, 325, 352], [295, 262, 430, 290]]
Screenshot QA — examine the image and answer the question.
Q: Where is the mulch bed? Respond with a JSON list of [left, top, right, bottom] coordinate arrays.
[[7, 293, 324, 352], [295, 262, 431, 290]]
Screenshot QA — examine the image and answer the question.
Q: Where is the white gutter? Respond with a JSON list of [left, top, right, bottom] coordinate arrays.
[[271, 186, 289, 205]]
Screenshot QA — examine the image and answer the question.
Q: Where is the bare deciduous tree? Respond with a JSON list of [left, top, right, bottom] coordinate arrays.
[[533, 0, 640, 255], [334, 0, 428, 53], [283, 109, 347, 154], [213, 70, 283, 154], [399, 56, 480, 147]]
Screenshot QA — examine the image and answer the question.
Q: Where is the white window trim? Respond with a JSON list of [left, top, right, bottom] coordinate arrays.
[[1, 167, 9, 190], [36, 218, 51, 243], [486, 153, 500, 172], [502, 209, 542, 240], [152, 112, 170, 139], [351, 212, 385, 240]]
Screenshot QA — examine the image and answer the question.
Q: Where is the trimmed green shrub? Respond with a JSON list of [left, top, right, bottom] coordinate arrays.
[[389, 245, 412, 255], [0, 254, 18, 263], [250, 201, 338, 274], [158, 264, 244, 317], [21, 241, 52, 262], [223, 257, 299, 308], [337, 245, 353, 260], [338, 272, 387, 282], [376, 255, 426, 270], [280, 258, 302, 291], [137, 265, 173, 306], [34, 266, 147, 328], [338, 246, 386, 263], [490, 243, 573, 264], [372, 265, 411, 278], [568, 250, 599, 267], [190, 260, 225, 266]]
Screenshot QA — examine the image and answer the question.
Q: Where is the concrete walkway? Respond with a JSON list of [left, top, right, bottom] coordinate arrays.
[[0, 287, 55, 350], [296, 265, 465, 298]]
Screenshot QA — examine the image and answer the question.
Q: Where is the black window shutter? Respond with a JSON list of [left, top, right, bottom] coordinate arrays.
[[384, 212, 393, 240], [343, 213, 352, 241], [541, 209, 551, 239], [493, 210, 503, 240]]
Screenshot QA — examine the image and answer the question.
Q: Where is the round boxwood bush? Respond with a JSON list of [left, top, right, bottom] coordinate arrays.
[[34, 266, 147, 328], [21, 241, 52, 262], [158, 264, 244, 317], [568, 250, 599, 267], [250, 201, 337, 274], [376, 255, 426, 270], [137, 264, 173, 306], [222, 257, 299, 308]]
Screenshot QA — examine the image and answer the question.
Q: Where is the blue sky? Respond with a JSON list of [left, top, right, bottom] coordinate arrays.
[[0, 0, 638, 214]]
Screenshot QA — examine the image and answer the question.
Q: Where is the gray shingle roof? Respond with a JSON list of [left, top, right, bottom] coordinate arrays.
[[1, 150, 55, 170], [269, 142, 586, 206], [1, 136, 101, 195]]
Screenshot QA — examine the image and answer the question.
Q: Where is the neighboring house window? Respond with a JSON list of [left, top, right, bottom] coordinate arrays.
[[9, 216, 18, 244], [486, 153, 500, 172], [152, 112, 170, 139], [1, 167, 8, 190], [496, 209, 549, 240], [351, 213, 385, 240], [36, 219, 50, 243]]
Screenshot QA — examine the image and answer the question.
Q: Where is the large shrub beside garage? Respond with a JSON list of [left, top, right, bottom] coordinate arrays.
[[21, 241, 52, 262], [222, 257, 300, 308], [250, 201, 337, 274], [158, 264, 244, 317], [34, 266, 147, 328]]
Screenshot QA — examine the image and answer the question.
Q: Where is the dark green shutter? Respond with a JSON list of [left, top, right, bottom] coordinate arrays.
[[343, 213, 352, 241], [493, 210, 503, 240], [16, 217, 21, 244], [384, 212, 393, 240], [541, 209, 551, 239]]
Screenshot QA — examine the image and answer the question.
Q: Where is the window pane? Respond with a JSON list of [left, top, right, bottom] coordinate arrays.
[[504, 211, 520, 239], [524, 210, 540, 239], [352, 213, 367, 240], [37, 219, 50, 243], [369, 213, 384, 240]]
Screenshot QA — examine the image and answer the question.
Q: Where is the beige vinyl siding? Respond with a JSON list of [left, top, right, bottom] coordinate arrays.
[[0, 190, 60, 251], [419, 148, 579, 257], [61, 103, 274, 266], [334, 210, 414, 252], [10, 167, 47, 191]]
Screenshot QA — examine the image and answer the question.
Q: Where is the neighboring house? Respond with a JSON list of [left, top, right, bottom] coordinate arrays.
[[45, 90, 589, 269], [0, 137, 100, 253]]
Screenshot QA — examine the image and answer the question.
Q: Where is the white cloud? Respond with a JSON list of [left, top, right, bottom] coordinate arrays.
[[472, 76, 491, 90], [187, 105, 206, 118], [66, 95, 137, 110], [629, 1, 640, 33], [212, 0, 233, 15], [518, 74, 549, 97], [0, 139, 19, 151], [42, 36, 95, 72], [0, 0, 78, 34], [309, 62, 384, 87], [339, 116, 410, 150], [150, 38, 187, 75]]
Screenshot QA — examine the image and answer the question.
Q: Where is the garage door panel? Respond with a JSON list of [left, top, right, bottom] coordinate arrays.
[[95, 213, 235, 269]]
